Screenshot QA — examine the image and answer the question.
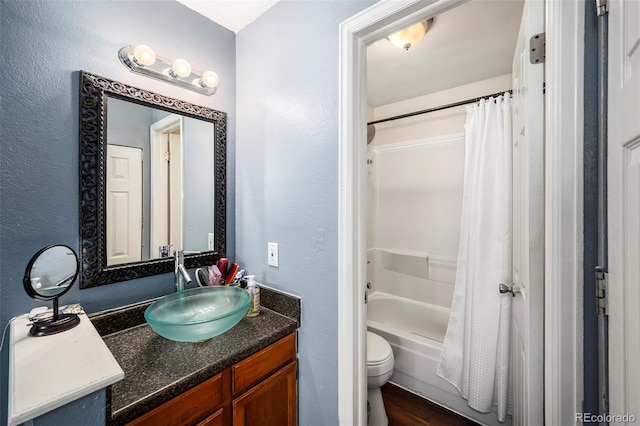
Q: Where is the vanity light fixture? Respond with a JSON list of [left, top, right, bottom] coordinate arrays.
[[387, 18, 433, 51], [118, 44, 219, 95], [170, 58, 191, 78], [132, 44, 156, 66]]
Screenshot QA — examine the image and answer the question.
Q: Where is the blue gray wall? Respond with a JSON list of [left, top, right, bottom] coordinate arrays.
[[30, 391, 105, 426], [0, 0, 235, 423], [236, 1, 374, 424]]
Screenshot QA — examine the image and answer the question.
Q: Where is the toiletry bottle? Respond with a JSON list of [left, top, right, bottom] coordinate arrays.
[[245, 275, 260, 317]]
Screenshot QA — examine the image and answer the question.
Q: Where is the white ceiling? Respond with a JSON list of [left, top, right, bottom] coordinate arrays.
[[176, 0, 524, 107], [366, 0, 524, 107], [176, 0, 279, 33]]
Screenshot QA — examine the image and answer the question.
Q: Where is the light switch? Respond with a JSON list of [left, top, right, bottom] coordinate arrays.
[[268, 242, 279, 267]]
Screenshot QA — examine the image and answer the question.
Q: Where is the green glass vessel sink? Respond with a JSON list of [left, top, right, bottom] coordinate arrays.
[[144, 286, 251, 342]]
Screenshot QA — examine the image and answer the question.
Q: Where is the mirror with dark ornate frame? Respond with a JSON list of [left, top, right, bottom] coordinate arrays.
[[79, 71, 226, 288]]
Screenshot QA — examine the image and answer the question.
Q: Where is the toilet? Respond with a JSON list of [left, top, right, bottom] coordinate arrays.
[[367, 331, 395, 426]]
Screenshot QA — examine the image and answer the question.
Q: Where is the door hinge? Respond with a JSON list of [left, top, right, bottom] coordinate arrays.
[[529, 33, 545, 64], [163, 151, 171, 162], [595, 266, 608, 315], [596, 0, 608, 16]]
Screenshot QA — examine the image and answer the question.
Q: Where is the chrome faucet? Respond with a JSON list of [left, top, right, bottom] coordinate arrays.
[[174, 250, 192, 293]]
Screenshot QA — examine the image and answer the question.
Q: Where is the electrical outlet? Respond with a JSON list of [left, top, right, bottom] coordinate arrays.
[[208, 233, 214, 250], [268, 242, 279, 267]]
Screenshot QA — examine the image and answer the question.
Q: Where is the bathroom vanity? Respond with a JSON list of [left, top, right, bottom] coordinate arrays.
[[126, 333, 296, 426], [91, 286, 300, 426]]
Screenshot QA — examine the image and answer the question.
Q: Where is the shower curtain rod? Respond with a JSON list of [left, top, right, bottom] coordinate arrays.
[[367, 89, 514, 126]]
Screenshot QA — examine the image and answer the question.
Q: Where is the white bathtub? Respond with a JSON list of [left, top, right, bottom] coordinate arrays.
[[367, 292, 449, 344], [367, 292, 508, 426]]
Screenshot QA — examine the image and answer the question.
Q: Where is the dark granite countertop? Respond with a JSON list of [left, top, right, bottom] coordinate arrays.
[[103, 309, 296, 424], [97, 295, 299, 425]]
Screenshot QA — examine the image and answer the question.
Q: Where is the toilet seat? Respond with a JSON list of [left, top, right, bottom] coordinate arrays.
[[367, 332, 394, 377]]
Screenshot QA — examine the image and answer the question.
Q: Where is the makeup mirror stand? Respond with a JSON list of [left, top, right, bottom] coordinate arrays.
[[29, 298, 80, 337], [23, 244, 81, 337]]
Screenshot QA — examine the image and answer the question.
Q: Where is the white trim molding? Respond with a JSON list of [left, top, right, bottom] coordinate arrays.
[[544, 0, 585, 424], [338, 1, 465, 425]]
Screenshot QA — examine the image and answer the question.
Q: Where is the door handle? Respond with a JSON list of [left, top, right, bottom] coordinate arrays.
[[499, 283, 520, 297]]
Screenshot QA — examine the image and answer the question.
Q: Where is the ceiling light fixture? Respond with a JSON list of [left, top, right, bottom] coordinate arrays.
[[387, 18, 433, 51], [118, 45, 219, 95]]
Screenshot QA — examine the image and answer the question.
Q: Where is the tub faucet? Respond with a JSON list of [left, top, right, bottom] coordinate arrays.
[[159, 244, 172, 258], [174, 250, 192, 293]]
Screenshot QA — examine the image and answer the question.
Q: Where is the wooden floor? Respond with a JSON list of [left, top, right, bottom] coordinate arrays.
[[381, 383, 480, 426]]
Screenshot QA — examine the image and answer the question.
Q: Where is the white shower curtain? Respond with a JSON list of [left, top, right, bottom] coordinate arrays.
[[437, 94, 512, 422]]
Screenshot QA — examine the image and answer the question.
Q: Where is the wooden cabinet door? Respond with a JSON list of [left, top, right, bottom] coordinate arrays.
[[196, 408, 225, 426], [233, 361, 297, 426]]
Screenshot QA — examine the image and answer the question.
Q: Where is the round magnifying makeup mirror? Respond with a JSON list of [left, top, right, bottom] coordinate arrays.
[[23, 245, 80, 336]]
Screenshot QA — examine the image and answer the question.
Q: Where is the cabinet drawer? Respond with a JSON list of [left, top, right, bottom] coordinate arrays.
[[232, 333, 296, 395], [127, 370, 229, 426]]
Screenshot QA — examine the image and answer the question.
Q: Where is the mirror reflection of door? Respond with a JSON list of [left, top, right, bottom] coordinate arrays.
[[106, 144, 143, 265], [150, 115, 184, 258], [105, 97, 216, 264]]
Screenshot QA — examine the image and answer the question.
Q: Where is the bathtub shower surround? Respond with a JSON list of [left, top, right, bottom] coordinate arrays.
[[437, 94, 513, 422], [366, 133, 496, 424], [366, 96, 514, 424], [367, 249, 506, 426], [367, 134, 465, 259]]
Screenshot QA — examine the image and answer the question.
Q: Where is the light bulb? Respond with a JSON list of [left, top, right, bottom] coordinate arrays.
[[387, 21, 429, 51], [200, 71, 220, 89], [171, 59, 191, 78], [132, 45, 156, 66]]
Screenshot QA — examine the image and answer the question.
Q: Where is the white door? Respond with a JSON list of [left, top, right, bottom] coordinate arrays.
[[608, 0, 640, 422], [511, 0, 544, 423], [106, 144, 143, 265]]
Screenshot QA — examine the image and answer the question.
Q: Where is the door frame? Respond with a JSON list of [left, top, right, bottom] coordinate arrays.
[[150, 114, 184, 258], [337, 0, 585, 424], [543, 1, 585, 423]]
